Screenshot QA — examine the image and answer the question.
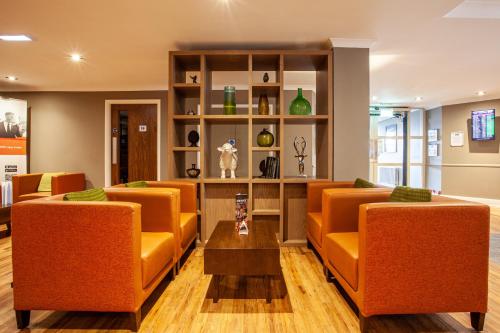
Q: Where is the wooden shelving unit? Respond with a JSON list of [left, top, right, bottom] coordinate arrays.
[[167, 50, 333, 245]]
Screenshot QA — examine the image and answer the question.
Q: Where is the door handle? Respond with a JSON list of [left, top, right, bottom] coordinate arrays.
[[112, 137, 117, 165]]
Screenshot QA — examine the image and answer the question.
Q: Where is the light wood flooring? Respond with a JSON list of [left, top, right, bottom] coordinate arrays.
[[0, 208, 499, 332]]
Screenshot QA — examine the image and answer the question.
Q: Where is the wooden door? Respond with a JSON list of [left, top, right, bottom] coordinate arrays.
[[111, 104, 157, 185]]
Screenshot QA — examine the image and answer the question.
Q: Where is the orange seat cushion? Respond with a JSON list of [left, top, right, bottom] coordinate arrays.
[[18, 192, 52, 202], [141, 232, 175, 288], [307, 212, 322, 246], [180, 212, 197, 248], [325, 232, 359, 290]]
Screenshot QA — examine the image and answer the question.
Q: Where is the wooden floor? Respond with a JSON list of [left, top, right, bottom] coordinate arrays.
[[0, 209, 499, 332]]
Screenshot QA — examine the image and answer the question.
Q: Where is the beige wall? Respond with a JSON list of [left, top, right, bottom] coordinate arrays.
[[333, 47, 370, 181], [441, 99, 500, 199], [0, 91, 167, 188]]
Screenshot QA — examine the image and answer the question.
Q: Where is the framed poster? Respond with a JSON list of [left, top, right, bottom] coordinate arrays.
[[450, 131, 464, 147], [0, 98, 29, 182], [428, 143, 439, 157], [427, 129, 438, 142]]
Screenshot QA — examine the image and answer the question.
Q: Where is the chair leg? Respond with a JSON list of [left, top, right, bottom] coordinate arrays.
[[15, 310, 30, 329], [306, 239, 313, 249], [129, 310, 141, 332], [471, 312, 485, 331], [359, 314, 370, 333]]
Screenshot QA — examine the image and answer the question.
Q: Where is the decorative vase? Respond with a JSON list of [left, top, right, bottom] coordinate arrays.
[[257, 128, 274, 147], [188, 130, 199, 147], [223, 86, 236, 115], [263, 72, 269, 83], [259, 159, 267, 177], [186, 164, 200, 178], [289, 88, 312, 115], [258, 94, 269, 115]]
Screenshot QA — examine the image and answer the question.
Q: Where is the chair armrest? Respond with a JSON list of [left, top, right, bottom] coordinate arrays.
[[105, 188, 181, 234], [357, 202, 490, 316], [12, 173, 43, 203], [51, 172, 86, 195], [146, 181, 197, 214], [307, 181, 354, 213], [322, 188, 391, 234], [11, 200, 143, 312]]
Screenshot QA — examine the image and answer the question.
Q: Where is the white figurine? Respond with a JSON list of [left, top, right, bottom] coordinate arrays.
[[218, 142, 238, 179]]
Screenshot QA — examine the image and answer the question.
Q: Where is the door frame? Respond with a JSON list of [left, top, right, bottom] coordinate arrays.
[[104, 99, 161, 187]]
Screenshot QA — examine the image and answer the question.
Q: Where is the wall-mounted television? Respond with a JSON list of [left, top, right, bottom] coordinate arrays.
[[471, 109, 495, 141]]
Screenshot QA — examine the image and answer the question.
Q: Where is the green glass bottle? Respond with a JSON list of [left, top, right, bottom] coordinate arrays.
[[223, 86, 236, 115], [289, 88, 312, 115]]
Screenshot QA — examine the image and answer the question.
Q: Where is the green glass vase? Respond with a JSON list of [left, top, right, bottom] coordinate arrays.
[[223, 86, 236, 115], [289, 88, 311, 115], [257, 128, 274, 147]]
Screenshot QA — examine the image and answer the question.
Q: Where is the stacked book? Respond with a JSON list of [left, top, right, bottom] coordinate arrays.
[[263, 156, 280, 179]]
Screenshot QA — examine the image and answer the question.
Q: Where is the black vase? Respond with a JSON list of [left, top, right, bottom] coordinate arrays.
[[188, 130, 199, 147], [186, 164, 200, 178]]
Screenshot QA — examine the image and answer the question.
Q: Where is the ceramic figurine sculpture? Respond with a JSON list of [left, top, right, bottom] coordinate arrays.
[[218, 142, 238, 178], [263, 72, 269, 83], [189, 75, 197, 84]]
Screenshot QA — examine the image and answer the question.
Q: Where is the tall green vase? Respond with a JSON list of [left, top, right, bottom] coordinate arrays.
[[223, 86, 236, 115], [289, 88, 311, 115]]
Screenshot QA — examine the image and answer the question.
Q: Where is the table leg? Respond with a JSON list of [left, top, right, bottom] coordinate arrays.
[[6, 222, 11, 237], [213, 275, 221, 303], [265, 275, 272, 303]]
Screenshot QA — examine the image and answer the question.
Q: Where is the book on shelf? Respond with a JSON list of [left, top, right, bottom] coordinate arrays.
[[264, 156, 280, 179]]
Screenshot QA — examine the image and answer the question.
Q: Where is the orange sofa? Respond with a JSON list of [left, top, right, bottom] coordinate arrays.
[[115, 181, 197, 268], [307, 181, 389, 262], [321, 190, 490, 332], [11, 187, 181, 331], [13, 172, 86, 203]]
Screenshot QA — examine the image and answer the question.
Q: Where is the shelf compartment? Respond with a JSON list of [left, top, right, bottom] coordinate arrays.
[[173, 86, 200, 115], [283, 121, 329, 179], [252, 150, 280, 180], [251, 83, 281, 97], [252, 124, 280, 148], [173, 121, 200, 147], [172, 151, 201, 179], [283, 183, 307, 242], [206, 54, 249, 71], [251, 54, 280, 85], [204, 183, 249, 240], [252, 183, 280, 211], [172, 54, 201, 84], [206, 89, 249, 116]]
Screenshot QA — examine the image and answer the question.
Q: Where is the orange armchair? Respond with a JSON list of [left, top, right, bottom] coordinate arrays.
[[307, 181, 389, 260], [115, 181, 198, 262], [321, 191, 490, 332], [11, 187, 181, 331], [13, 172, 86, 203]]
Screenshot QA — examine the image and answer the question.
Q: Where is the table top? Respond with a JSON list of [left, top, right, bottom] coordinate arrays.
[[205, 220, 279, 251]]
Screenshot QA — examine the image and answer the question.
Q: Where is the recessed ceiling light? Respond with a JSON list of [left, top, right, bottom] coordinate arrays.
[[477, 91, 486, 96], [372, 96, 378, 101], [0, 35, 32, 42], [415, 96, 423, 102], [70, 54, 83, 62], [5, 76, 17, 81]]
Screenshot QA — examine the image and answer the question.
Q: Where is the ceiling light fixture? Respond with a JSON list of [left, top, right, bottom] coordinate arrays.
[[415, 96, 423, 102], [70, 54, 83, 62], [5, 76, 18, 81], [0, 34, 32, 42], [477, 91, 486, 96]]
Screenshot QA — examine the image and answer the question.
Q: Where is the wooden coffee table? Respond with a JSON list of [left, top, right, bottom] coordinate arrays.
[[204, 220, 281, 303], [0, 206, 11, 239]]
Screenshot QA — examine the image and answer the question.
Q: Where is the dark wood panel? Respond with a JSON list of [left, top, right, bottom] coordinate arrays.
[[128, 104, 157, 181]]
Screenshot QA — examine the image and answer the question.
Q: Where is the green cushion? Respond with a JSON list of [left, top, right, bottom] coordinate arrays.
[[389, 186, 432, 202], [63, 188, 107, 201], [37, 172, 64, 192], [353, 178, 375, 188], [125, 181, 148, 188]]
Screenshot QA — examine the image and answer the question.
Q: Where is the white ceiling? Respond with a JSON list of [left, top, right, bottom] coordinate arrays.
[[1, 0, 500, 108]]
